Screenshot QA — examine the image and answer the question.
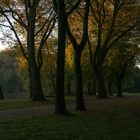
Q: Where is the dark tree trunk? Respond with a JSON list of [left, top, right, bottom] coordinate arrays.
[[67, 79, 72, 96], [108, 81, 113, 96], [66, 0, 90, 111], [94, 23, 108, 99], [0, 85, 4, 100], [74, 51, 86, 111], [28, 58, 45, 101], [116, 75, 123, 98], [29, 67, 33, 98], [116, 63, 127, 98], [55, 0, 68, 114], [88, 80, 96, 96], [29, 66, 45, 100], [27, 5, 45, 101], [92, 80, 97, 96], [88, 81, 92, 95], [51, 76, 56, 95], [95, 63, 108, 98]]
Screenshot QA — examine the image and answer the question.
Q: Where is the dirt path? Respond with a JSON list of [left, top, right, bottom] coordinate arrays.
[[0, 96, 140, 120]]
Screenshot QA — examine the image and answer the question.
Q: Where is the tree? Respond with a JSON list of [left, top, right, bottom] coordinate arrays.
[[124, 67, 140, 93], [53, 0, 68, 114], [105, 39, 140, 97], [89, 0, 138, 98], [0, 48, 23, 94], [66, 0, 90, 110], [0, 0, 56, 100], [53, 0, 81, 114]]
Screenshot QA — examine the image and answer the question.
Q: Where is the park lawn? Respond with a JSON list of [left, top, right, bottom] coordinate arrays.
[[0, 97, 140, 140], [0, 96, 93, 110], [0, 99, 54, 110], [0, 93, 137, 110]]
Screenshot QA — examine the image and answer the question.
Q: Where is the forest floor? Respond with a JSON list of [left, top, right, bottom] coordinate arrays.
[[0, 94, 140, 139]]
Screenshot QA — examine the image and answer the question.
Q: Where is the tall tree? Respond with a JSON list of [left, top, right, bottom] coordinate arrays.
[[89, 0, 137, 98], [53, 0, 81, 114], [0, 0, 56, 100], [53, 0, 68, 114], [105, 40, 140, 97], [66, 0, 90, 110]]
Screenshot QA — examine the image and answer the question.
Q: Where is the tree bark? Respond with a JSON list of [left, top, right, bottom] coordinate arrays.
[[116, 63, 127, 98], [88, 79, 97, 96], [74, 51, 86, 110], [28, 67, 33, 98], [66, 0, 90, 111], [27, 5, 45, 101], [92, 80, 97, 96], [108, 81, 113, 96], [0, 85, 4, 100], [116, 75, 123, 98], [55, 0, 68, 114], [67, 79, 72, 96], [51, 76, 56, 95], [88, 81, 92, 95], [95, 62, 108, 98]]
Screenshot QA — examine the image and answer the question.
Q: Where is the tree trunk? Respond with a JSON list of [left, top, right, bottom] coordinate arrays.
[[92, 80, 97, 96], [67, 79, 72, 96], [94, 23, 108, 98], [74, 51, 86, 110], [29, 65, 45, 100], [95, 63, 108, 98], [88, 81, 92, 95], [29, 67, 33, 99], [116, 64, 127, 98], [0, 85, 4, 100], [88, 80, 96, 96], [51, 76, 56, 95], [55, 0, 68, 114], [27, 6, 45, 101], [108, 81, 113, 96], [28, 58, 45, 100], [116, 76, 123, 98]]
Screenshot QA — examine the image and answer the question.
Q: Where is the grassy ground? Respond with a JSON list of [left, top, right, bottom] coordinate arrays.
[[0, 96, 140, 139], [0, 99, 54, 110], [0, 96, 90, 110]]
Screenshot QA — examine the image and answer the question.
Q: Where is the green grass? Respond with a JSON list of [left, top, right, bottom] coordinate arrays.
[[0, 96, 92, 110], [0, 99, 54, 110], [0, 97, 140, 140]]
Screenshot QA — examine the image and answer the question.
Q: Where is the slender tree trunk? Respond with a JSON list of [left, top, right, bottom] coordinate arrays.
[[67, 79, 72, 96], [116, 64, 127, 98], [95, 63, 108, 98], [74, 51, 86, 110], [88, 81, 92, 95], [92, 79, 97, 96], [88, 80, 96, 96], [52, 76, 56, 95], [94, 23, 108, 98], [116, 76, 123, 98], [66, 0, 90, 110], [55, 0, 68, 114], [0, 85, 4, 100], [108, 81, 113, 96], [29, 67, 33, 98]]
